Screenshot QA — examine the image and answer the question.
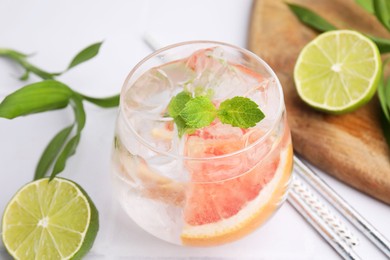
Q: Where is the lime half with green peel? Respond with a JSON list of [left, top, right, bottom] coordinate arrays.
[[294, 30, 382, 114], [2, 178, 99, 260]]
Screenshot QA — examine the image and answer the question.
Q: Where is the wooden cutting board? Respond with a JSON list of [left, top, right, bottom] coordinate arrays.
[[248, 0, 390, 204]]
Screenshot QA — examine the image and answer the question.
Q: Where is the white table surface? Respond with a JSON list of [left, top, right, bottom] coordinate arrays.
[[0, 0, 389, 259]]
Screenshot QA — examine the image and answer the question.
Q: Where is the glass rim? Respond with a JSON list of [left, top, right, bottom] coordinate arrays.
[[119, 40, 285, 161]]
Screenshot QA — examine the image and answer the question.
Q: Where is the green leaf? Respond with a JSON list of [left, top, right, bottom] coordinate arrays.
[[174, 116, 193, 137], [373, 0, 390, 31], [80, 94, 119, 108], [378, 76, 390, 121], [47, 96, 86, 180], [218, 96, 265, 128], [167, 91, 195, 137], [23, 62, 58, 80], [385, 75, 390, 112], [67, 42, 103, 70], [287, 3, 337, 32], [378, 59, 390, 121], [0, 48, 56, 80], [50, 134, 81, 180], [368, 35, 390, 53], [380, 111, 390, 153], [19, 70, 30, 81], [355, 0, 374, 13], [0, 48, 30, 58], [0, 80, 73, 119], [34, 125, 74, 180], [71, 95, 86, 132], [286, 3, 390, 53], [168, 91, 192, 118], [180, 96, 217, 128]]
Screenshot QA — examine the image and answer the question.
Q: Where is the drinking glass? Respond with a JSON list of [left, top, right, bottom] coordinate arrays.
[[111, 41, 293, 246]]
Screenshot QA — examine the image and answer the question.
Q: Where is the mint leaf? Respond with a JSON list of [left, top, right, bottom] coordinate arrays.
[[167, 91, 195, 137], [174, 116, 192, 137], [168, 91, 192, 118], [180, 96, 217, 128], [218, 96, 264, 128]]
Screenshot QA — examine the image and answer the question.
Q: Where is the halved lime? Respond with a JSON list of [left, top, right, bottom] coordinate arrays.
[[294, 30, 381, 114], [2, 178, 98, 259]]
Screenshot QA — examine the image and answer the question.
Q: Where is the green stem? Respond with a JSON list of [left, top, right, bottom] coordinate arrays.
[[0, 48, 56, 80], [77, 92, 120, 108]]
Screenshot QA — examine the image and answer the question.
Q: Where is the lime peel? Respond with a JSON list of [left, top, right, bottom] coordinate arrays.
[[2, 177, 99, 260], [294, 30, 382, 114]]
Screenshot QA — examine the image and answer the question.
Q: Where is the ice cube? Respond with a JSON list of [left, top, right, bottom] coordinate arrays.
[[121, 193, 184, 244], [124, 67, 174, 112], [183, 47, 233, 99], [183, 47, 271, 102], [128, 113, 174, 153], [250, 77, 281, 130], [147, 154, 189, 182], [158, 59, 196, 87]]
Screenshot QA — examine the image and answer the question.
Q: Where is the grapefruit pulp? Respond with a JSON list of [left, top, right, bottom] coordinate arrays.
[[181, 121, 293, 246]]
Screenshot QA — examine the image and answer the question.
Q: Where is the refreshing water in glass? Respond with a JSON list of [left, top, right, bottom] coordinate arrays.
[[111, 41, 293, 246]]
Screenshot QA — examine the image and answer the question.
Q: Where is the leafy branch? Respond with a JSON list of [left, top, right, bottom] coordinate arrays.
[[287, 0, 390, 151], [0, 42, 119, 180]]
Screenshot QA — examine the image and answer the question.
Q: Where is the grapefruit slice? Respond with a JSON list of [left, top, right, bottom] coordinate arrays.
[[181, 124, 293, 246]]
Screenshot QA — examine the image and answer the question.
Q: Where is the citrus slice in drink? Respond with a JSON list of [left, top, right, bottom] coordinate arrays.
[[2, 177, 99, 259], [181, 123, 293, 246], [294, 30, 381, 114]]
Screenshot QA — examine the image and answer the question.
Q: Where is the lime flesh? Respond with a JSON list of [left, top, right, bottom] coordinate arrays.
[[2, 178, 98, 260], [294, 30, 381, 114]]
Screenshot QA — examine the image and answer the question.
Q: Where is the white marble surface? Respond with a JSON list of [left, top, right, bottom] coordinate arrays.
[[0, 0, 389, 259]]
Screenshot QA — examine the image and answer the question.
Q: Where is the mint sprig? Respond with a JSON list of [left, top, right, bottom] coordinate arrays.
[[167, 91, 265, 137]]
